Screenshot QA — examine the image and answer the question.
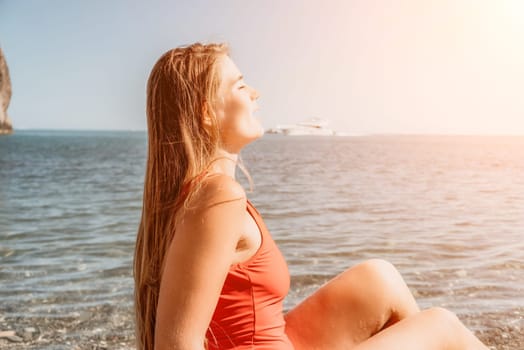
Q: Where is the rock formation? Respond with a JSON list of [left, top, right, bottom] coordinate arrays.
[[0, 47, 13, 135]]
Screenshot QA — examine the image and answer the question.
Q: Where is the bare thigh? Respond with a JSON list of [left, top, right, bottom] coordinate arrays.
[[284, 259, 419, 350]]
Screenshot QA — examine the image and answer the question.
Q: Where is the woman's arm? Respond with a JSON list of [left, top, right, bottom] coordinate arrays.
[[154, 175, 246, 350]]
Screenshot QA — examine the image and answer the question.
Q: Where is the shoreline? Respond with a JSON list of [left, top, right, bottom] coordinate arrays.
[[0, 304, 521, 349]]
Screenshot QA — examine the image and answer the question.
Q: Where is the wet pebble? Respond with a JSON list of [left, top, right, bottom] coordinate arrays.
[[0, 330, 16, 338], [6, 335, 23, 343], [78, 311, 92, 323], [22, 327, 37, 341]]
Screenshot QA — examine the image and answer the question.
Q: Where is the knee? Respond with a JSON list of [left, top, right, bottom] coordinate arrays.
[[360, 258, 398, 273], [356, 259, 402, 286], [349, 259, 412, 305], [334, 259, 401, 295], [425, 307, 461, 326]]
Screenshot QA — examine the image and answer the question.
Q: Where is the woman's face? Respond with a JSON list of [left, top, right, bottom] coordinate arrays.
[[213, 55, 263, 153]]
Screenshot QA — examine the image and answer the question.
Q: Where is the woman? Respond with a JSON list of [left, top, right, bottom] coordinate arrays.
[[134, 43, 488, 350]]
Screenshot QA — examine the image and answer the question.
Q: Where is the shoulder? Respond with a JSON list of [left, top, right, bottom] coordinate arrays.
[[186, 173, 247, 215], [175, 174, 247, 247]]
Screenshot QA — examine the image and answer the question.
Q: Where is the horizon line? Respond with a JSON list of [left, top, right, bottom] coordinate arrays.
[[6, 128, 524, 137]]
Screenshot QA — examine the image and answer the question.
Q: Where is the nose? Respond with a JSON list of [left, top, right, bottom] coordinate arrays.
[[249, 86, 259, 100]]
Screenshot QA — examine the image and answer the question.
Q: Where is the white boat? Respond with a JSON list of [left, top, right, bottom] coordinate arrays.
[[269, 118, 335, 136]]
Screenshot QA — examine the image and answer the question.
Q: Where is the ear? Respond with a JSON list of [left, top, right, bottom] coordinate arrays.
[[201, 102, 213, 127]]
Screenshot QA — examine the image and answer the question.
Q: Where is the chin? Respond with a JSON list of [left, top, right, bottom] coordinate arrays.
[[245, 130, 263, 145], [224, 134, 262, 153], [244, 123, 264, 141], [255, 126, 265, 138]]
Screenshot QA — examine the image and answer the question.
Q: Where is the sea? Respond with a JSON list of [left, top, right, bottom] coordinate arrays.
[[0, 130, 523, 349]]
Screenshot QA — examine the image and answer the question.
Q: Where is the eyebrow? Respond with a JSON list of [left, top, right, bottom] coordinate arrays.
[[228, 75, 243, 88], [233, 75, 243, 84]]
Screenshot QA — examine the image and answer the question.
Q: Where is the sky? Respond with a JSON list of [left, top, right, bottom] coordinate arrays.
[[1, 0, 524, 135]]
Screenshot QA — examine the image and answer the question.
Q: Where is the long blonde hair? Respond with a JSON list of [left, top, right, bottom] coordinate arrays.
[[134, 42, 229, 350]]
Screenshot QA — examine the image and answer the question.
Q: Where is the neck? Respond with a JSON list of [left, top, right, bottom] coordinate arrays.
[[209, 149, 239, 179]]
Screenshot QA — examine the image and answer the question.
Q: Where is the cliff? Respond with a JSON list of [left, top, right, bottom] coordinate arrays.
[[0, 47, 13, 135]]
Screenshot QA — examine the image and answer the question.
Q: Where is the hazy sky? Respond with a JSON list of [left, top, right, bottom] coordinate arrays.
[[1, 0, 524, 134]]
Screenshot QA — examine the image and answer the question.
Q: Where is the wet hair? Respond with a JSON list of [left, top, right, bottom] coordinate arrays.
[[134, 42, 229, 350]]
